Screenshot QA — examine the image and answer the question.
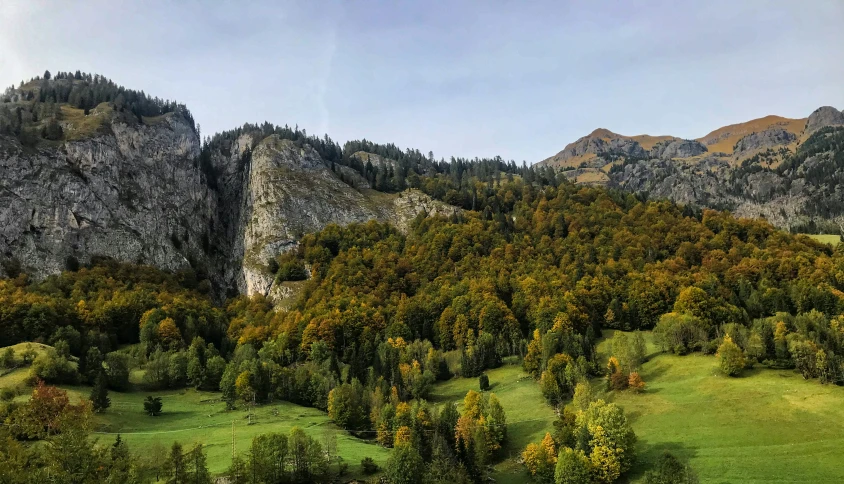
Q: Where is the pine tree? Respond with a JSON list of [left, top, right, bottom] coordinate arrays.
[[90, 370, 110, 412]]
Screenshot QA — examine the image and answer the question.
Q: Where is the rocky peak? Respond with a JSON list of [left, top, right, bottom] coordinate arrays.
[[805, 106, 844, 134]]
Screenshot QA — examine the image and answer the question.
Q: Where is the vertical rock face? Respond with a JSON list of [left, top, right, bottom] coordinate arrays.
[[213, 136, 387, 295], [1, 111, 461, 299], [0, 114, 213, 280]]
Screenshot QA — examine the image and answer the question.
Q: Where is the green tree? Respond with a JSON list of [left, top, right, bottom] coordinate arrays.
[[90, 370, 111, 413], [479, 373, 490, 391], [104, 352, 131, 391], [386, 440, 425, 484], [164, 442, 186, 484], [188, 443, 212, 484], [643, 452, 699, 484], [144, 396, 163, 416], [107, 435, 132, 484], [554, 447, 591, 484]]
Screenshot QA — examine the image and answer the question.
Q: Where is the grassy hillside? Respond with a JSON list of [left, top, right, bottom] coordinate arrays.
[[428, 360, 557, 484], [55, 386, 390, 477], [598, 331, 844, 483]]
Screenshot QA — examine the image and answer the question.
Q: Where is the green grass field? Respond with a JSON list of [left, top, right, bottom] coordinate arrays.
[[598, 330, 844, 483], [6, 335, 844, 482], [76, 388, 391, 476], [802, 233, 841, 246]]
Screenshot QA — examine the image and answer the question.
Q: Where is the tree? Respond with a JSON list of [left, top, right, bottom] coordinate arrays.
[[361, 457, 379, 475], [188, 443, 212, 484], [716, 335, 746, 377], [165, 442, 187, 484], [486, 393, 507, 450], [0, 347, 15, 368], [386, 439, 425, 484], [144, 396, 163, 416], [90, 370, 111, 412], [107, 435, 132, 484], [104, 352, 131, 391], [554, 447, 592, 484], [522, 433, 556, 483], [627, 372, 646, 393], [43, 70, 51, 80], [643, 452, 699, 484], [479, 373, 490, 391]]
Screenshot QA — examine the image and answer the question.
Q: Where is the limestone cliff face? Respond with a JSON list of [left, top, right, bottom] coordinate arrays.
[[1, 119, 459, 300], [0, 113, 213, 280], [204, 138, 459, 297]]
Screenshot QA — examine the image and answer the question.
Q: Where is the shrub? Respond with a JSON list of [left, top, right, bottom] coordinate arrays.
[[479, 373, 490, 391], [628, 372, 645, 393], [717, 335, 746, 377], [361, 456, 379, 474]]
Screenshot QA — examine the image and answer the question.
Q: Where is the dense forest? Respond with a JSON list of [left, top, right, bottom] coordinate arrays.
[[3, 172, 844, 481]]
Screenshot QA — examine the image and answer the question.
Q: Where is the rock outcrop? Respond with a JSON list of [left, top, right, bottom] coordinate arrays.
[[1, 113, 460, 299], [805, 106, 844, 134], [0, 113, 212, 281], [650, 139, 708, 160], [733, 128, 796, 157]]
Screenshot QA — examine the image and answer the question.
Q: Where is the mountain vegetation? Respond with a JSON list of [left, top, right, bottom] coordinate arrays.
[[3, 71, 844, 483]]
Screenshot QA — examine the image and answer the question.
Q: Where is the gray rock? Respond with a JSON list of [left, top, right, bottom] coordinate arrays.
[[805, 106, 844, 133], [650, 139, 708, 159], [734, 128, 796, 157]]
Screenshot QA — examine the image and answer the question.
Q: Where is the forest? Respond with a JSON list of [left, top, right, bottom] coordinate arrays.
[[2, 169, 844, 482]]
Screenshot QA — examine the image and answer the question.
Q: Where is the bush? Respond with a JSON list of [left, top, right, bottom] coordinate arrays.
[[479, 373, 490, 391], [0, 387, 16, 401], [0, 348, 15, 368], [30, 349, 80, 384], [361, 457, 379, 475]]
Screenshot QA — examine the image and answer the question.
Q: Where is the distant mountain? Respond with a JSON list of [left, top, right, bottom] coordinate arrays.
[[537, 107, 844, 233]]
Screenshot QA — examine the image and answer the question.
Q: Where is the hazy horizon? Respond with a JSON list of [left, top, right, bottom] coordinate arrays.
[[2, 0, 843, 163]]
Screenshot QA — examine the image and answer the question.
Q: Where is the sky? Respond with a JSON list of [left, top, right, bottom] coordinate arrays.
[[2, 0, 843, 163]]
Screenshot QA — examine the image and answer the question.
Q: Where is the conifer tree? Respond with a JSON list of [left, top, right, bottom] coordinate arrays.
[[90, 370, 110, 412]]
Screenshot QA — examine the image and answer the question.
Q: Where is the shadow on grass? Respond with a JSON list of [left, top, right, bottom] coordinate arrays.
[[624, 439, 699, 483], [505, 418, 553, 451], [642, 361, 671, 382]]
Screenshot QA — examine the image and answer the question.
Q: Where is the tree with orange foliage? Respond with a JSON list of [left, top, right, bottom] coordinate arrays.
[[522, 432, 557, 483], [628, 372, 645, 393], [157, 317, 182, 349]]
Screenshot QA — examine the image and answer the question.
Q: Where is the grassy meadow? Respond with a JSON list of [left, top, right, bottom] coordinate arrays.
[[5, 334, 844, 482], [803, 233, 841, 246], [598, 331, 844, 483]]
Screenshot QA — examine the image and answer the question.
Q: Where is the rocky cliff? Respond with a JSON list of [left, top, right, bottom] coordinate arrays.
[[0, 111, 213, 281], [0, 80, 459, 298]]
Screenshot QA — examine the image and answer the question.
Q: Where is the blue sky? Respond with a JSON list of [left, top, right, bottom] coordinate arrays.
[[2, 0, 843, 163]]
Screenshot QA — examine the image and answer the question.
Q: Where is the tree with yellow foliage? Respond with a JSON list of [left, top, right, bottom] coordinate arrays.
[[522, 432, 557, 483], [627, 372, 645, 393], [157, 317, 182, 349], [716, 334, 746, 377]]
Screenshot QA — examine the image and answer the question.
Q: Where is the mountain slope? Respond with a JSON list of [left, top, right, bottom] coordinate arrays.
[[538, 106, 844, 232]]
